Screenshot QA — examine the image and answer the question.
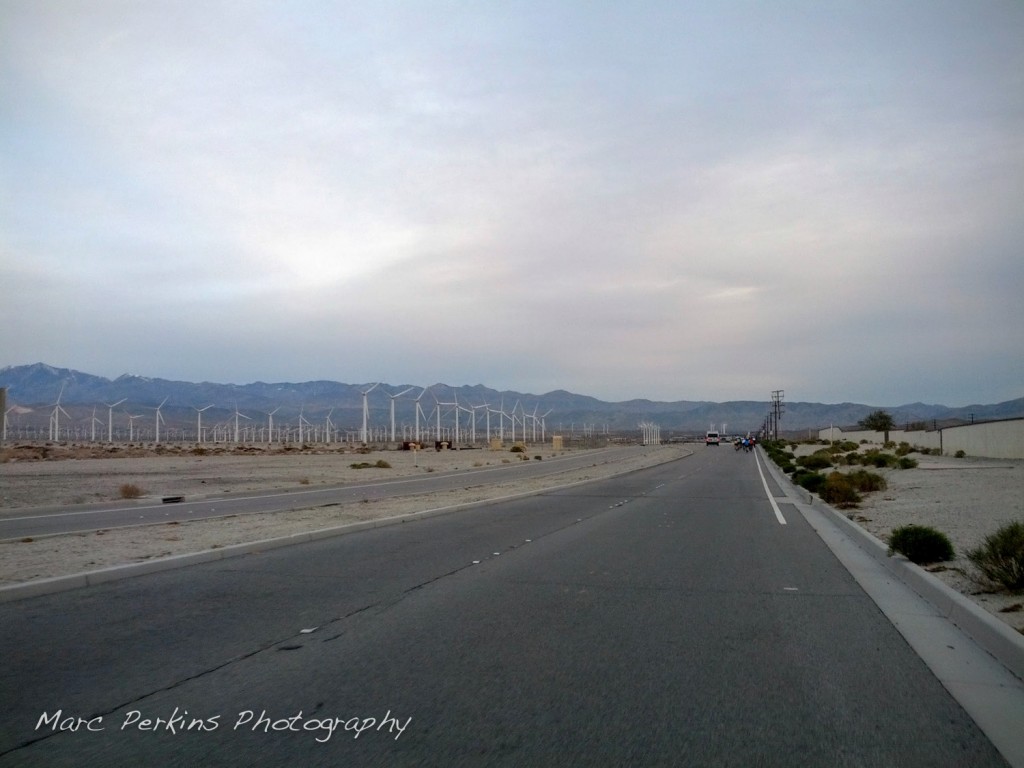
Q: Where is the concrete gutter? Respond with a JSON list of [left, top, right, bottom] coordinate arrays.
[[759, 448, 1024, 767], [759, 450, 1024, 681]]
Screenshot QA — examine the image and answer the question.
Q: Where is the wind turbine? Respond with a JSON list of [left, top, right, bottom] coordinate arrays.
[[470, 402, 489, 444], [233, 405, 251, 443], [493, 396, 508, 443], [324, 408, 336, 444], [539, 409, 552, 442], [194, 405, 214, 443], [89, 407, 103, 442], [103, 398, 126, 442], [126, 413, 143, 442], [298, 407, 313, 444], [386, 387, 414, 443], [475, 401, 491, 443], [153, 398, 168, 444], [361, 383, 379, 444], [413, 387, 430, 443], [49, 384, 70, 441], [3, 401, 18, 442], [509, 400, 523, 443], [433, 389, 459, 444], [525, 403, 541, 442], [265, 407, 280, 444]]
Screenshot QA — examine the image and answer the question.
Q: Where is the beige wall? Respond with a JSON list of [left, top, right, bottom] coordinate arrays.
[[817, 419, 1024, 459]]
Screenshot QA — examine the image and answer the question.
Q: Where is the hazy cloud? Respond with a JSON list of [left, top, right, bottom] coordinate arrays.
[[2, 0, 1022, 405]]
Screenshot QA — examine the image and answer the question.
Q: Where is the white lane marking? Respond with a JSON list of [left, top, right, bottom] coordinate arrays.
[[754, 451, 787, 525]]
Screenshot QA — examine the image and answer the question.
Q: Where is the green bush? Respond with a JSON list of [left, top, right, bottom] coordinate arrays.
[[888, 525, 955, 564], [897, 456, 918, 469], [955, 450, 966, 458], [847, 469, 887, 493], [792, 470, 825, 493], [774, 457, 795, 474], [861, 450, 896, 468], [797, 452, 833, 470], [350, 460, 392, 469], [819, 472, 861, 508], [895, 442, 913, 456], [966, 522, 1024, 591]]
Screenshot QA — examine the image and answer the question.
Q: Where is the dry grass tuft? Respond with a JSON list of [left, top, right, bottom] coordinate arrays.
[[119, 483, 144, 499]]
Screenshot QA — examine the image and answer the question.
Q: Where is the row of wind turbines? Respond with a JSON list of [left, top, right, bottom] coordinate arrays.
[[2, 384, 557, 447]]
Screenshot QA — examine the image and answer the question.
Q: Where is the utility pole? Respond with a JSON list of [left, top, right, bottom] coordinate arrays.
[[771, 390, 785, 442]]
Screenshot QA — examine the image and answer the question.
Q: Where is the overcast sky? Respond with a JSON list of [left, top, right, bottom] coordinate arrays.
[[2, 1, 1022, 406]]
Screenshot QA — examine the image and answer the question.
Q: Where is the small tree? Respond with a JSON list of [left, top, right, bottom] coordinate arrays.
[[858, 410, 895, 442]]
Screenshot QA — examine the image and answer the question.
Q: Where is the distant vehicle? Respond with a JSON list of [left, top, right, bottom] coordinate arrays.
[[705, 431, 720, 446]]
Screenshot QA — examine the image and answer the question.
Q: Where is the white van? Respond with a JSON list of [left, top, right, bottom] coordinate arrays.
[[705, 431, 720, 446]]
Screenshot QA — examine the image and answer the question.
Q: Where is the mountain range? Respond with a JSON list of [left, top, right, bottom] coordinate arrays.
[[2, 363, 1022, 437]]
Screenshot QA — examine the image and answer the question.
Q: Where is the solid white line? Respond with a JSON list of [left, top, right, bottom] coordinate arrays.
[[754, 451, 787, 525]]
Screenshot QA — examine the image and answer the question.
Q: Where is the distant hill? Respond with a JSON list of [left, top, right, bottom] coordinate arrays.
[[1, 363, 1021, 438]]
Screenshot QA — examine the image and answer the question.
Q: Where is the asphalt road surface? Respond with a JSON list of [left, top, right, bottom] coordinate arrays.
[[0, 447, 1012, 766]]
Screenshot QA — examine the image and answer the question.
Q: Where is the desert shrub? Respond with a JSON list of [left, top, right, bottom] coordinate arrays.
[[897, 456, 918, 469], [861, 450, 896, 468], [955, 450, 967, 458], [510, 445, 525, 453], [797, 452, 833, 471], [895, 442, 912, 456], [966, 522, 1024, 591], [889, 524, 955, 564], [375, 459, 392, 468], [847, 469, 887, 493], [843, 452, 862, 465], [533, 455, 543, 461], [763, 442, 795, 473], [792, 470, 825, 493], [818, 472, 861, 508], [119, 483, 144, 499]]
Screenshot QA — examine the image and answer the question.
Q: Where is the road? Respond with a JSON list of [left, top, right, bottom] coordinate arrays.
[[0, 446, 639, 539], [0, 446, 1014, 766]]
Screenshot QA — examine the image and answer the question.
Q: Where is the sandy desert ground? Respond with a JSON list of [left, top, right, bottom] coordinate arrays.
[[1, 441, 1022, 633]]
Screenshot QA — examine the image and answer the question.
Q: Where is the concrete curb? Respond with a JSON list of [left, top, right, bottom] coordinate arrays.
[[0, 448, 693, 604], [759, 447, 1024, 682]]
